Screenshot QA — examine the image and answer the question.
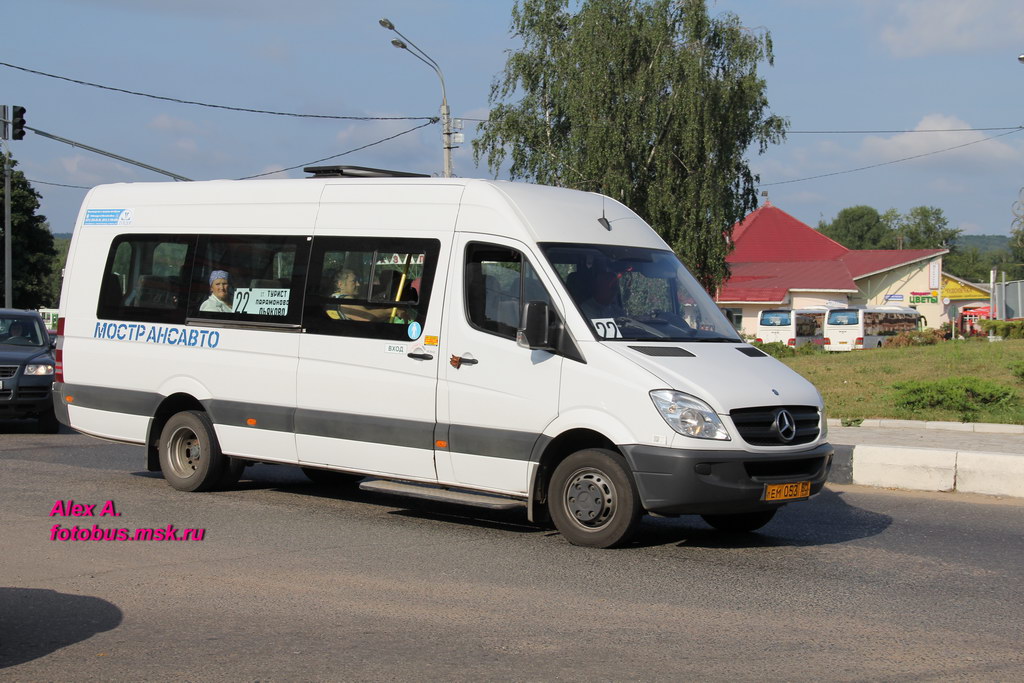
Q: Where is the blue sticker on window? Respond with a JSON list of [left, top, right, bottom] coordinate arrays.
[[84, 208, 134, 226], [407, 321, 422, 340]]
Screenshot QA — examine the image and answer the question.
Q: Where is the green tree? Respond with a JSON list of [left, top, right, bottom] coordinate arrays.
[[0, 153, 55, 308], [817, 205, 894, 250], [473, 0, 786, 290], [894, 206, 961, 250], [1008, 223, 1024, 280], [943, 246, 990, 282], [49, 235, 71, 306]]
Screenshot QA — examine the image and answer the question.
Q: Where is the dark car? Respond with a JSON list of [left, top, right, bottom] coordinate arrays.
[[0, 309, 59, 432]]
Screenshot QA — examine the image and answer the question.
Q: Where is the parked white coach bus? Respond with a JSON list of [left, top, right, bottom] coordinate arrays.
[[756, 308, 828, 348], [53, 167, 833, 548], [823, 306, 922, 351]]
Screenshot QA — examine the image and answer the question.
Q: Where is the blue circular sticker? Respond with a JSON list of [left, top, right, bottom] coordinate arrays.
[[407, 321, 422, 340]]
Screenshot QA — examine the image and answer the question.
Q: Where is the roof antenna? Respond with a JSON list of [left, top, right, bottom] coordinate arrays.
[[598, 198, 612, 231]]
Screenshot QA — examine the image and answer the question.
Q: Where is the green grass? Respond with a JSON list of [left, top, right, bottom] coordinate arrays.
[[781, 339, 1024, 424]]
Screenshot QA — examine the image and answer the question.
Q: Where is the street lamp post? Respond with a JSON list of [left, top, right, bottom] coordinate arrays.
[[379, 18, 454, 178]]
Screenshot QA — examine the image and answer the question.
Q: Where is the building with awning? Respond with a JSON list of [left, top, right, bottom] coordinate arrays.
[[716, 203, 949, 335]]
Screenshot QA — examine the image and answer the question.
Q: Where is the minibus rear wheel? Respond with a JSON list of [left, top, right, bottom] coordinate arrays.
[[159, 410, 232, 492], [548, 449, 641, 548]]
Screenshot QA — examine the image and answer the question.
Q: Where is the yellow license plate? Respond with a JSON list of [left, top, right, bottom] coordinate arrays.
[[764, 481, 811, 502]]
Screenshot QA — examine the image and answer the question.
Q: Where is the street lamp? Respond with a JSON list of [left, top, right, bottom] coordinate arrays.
[[379, 18, 455, 178]]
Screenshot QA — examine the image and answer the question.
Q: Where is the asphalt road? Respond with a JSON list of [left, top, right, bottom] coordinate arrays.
[[2, 424, 1023, 681]]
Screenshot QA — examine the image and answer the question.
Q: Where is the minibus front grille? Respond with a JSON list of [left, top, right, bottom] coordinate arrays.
[[729, 405, 820, 446]]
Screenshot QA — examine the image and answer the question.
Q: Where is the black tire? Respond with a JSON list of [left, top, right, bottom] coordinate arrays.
[[220, 457, 247, 487], [37, 407, 60, 434], [701, 509, 777, 533], [548, 448, 641, 548], [158, 410, 230, 492], [301, 467, 363, 488]]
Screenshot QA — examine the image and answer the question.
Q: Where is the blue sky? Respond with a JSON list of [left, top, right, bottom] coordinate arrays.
[[5, 0, 1024, 238]]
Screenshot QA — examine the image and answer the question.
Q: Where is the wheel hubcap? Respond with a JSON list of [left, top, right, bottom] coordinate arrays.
[[168, 427, 202, 478], [564, 468, 615, 529]]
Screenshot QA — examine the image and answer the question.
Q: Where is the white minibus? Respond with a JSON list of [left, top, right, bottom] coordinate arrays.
[[756, 308, 827, 347], [823, 306, 922, 351], [53, 167, 833, 548]]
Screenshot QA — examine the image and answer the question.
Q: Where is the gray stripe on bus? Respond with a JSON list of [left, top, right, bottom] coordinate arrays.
[[62, 383, 538, 462]]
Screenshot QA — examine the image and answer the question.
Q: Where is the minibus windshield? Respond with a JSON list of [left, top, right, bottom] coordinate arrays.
[[541, 243, 741, 343]]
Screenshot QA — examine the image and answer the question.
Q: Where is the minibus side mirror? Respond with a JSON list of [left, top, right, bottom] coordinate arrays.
[[518, 301, 556, 351], [518, 301, 585, 362]]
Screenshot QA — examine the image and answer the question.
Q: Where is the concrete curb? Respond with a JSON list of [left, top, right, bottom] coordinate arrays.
[[824, 418, 1024, 498], [827, 418, 1024, 435], [828, 444, 1024, 498]]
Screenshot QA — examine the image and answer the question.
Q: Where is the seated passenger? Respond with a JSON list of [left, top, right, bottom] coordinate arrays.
[[331, 269, 360, 299], [200, 270, 234, 313], [327, 269, 392, 322]]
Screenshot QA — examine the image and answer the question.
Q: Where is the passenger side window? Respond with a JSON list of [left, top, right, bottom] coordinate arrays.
[[189, 235, 309, 325], [304, 237, 440, 341], [465, 243, 553, 340], [98, 235, 195, 323]]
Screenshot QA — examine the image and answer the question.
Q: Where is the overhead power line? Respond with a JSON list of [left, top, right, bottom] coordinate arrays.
[[0, 61, 433, 122], [788, 126, 1023, 134], [9, 61, 1018, 134], [14, 118, 439, 187], [238, 119, 438, 179], [760, 127, 1024, 187]]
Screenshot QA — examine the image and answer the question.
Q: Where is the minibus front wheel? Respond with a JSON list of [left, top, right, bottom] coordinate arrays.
[[159, 410, 238, 492], [548, 449, 641, 548]]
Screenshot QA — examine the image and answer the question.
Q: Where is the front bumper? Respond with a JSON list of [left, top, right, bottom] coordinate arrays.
[[0, 373, 54, 418], [621, 442, 833, 515]]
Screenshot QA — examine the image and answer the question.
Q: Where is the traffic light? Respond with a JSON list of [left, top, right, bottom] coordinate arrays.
[[11, 106, 26, 140]]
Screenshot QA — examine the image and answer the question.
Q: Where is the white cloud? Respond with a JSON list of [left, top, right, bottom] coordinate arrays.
[[174, 138, 199, 155], [877, 0, 1024, 57], [147, 114, 201, 134], [929, 176, 968, 195], [859, 114, 1020, 168], [59, 154, 138, 185]]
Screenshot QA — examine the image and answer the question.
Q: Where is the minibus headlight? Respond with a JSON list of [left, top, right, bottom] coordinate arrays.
[[650, 390, 730, 441], [25, 363, 55, 376]]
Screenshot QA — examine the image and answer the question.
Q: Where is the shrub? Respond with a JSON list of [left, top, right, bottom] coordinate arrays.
[[795, 341, 827, 355], [751, 341, 795, 358], [978, 319, 1024, 339], [1010, 361, 1024, 383], [884, 328, 944, 348], [891, 377, 1017, 422]]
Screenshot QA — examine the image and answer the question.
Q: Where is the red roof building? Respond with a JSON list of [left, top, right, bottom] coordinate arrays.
[[716, 203, 948, 333]]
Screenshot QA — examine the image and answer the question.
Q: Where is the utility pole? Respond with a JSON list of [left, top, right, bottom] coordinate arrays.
[[3, 105, 11, 308]]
